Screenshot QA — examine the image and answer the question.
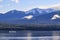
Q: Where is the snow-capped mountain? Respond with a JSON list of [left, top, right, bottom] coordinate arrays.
[[25, 8, 45, 17], [26, 8, 44, 14], [25, 8, 55, 18], [45, 8, 55, 13], [0, 7, 60, 25], [26, 8, 55, 14]]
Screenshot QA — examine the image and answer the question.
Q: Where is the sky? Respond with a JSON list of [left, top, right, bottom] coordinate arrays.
[[0, 0, 60, 13]]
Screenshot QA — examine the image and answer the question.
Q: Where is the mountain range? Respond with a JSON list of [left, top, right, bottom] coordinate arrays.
[[0, 6, 60, 26]]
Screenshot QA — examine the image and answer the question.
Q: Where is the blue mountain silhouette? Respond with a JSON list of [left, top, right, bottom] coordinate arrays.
[[0, 8, 60, 25]]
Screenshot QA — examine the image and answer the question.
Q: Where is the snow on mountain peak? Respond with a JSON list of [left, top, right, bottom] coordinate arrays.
[[45, 8, 55, 13], [51, 14, 60, 20], [26, 8, 43, 14], [23, 15, 33, 19]]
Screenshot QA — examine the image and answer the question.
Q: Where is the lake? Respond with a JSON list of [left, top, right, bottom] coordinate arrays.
[[0, 30, 60, 40]]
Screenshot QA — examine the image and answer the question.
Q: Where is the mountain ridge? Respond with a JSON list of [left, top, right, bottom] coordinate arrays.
[[0, 8, 60, 25]]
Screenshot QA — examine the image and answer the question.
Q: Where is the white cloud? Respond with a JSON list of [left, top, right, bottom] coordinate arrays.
[[24, 3, 60, 11], [38, 3, 60, 9], [11, 0, 19, 3], [51, 3, 60, 7], [0, 0, 3, 2], [38, 6, 49, 9]]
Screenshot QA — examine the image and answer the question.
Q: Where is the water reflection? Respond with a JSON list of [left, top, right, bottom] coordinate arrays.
[[0, 31, 60, 40]]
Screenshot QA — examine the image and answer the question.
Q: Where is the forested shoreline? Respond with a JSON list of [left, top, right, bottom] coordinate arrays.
[[0, 23, 60, 31]]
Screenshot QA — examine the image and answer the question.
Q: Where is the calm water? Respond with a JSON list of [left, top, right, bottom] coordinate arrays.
[[0, 30, 60, 40]]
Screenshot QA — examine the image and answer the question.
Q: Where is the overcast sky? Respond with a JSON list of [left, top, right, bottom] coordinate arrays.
[[0, 0, 60, 13]]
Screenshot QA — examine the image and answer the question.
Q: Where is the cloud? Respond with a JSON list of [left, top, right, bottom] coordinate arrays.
[[51, 3, 60, 7], [11, 0, 19, 3], [38, 3, 60, 9], [19, 3, 60, 11], [38, 6, 49, 9], [0, 0, 3, 2]]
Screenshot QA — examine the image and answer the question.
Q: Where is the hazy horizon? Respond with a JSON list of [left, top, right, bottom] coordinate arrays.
[[0, 0, 60, 13]]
